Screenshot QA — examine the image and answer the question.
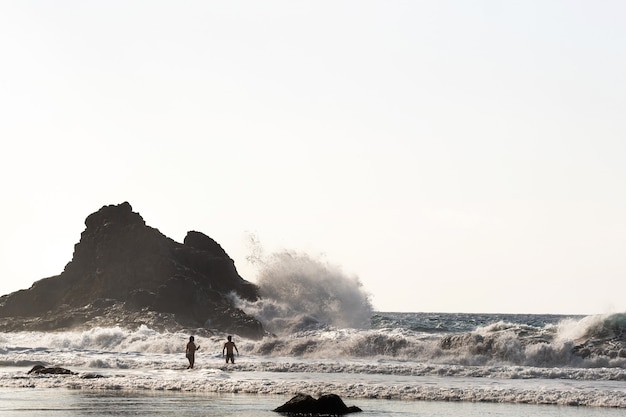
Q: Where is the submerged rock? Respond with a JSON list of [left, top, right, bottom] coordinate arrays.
[[274, 393, 362, 415], [0, 202, 265, 339]]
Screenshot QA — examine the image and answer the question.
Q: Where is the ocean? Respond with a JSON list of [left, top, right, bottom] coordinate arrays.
[[1, 312, 625, 416]]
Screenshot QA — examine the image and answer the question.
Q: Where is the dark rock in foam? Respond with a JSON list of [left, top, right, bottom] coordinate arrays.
[[28, 365, 76, 375], [0, 202, 265, 339], [274, 393, 362, 415]]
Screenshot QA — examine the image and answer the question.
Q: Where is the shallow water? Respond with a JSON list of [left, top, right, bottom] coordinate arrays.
[[1, 389, 626, 417]]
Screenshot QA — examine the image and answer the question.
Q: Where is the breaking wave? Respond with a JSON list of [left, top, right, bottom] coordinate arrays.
[[238, 239, 373, 334], [237, 312, 626, 370]]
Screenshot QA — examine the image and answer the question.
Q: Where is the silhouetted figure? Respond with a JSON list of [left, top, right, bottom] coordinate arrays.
[[186, 336, 200, 369], [222, 335, 239, 363]]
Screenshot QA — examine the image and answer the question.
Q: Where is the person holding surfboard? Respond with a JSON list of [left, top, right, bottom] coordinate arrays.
[[185, 336, 200, 369]]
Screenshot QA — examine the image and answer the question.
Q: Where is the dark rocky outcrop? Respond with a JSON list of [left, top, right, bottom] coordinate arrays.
[[0, 202, 265, 339], [274, 393, 362, 415], [28, 365, 76, 375]]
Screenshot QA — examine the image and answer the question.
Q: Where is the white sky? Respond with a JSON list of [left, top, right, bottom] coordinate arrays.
[[1, 1, 625, 315]]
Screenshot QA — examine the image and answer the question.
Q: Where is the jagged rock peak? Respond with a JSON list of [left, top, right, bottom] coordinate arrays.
[[0, 201, 265, 338], [84, 202, 145, 230], [184, 231, 228, 258]]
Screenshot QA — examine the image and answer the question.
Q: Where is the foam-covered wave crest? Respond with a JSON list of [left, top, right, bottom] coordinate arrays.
[[243, 314, 626, 369], [555, 313, 626, 342], [438, 313, 626, 368]]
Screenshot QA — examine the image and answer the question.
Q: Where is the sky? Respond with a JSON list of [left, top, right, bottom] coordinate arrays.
[[1, 1, 625, 315]]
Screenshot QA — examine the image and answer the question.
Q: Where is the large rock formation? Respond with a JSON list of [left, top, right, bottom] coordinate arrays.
[[0, 202, 265, 339]]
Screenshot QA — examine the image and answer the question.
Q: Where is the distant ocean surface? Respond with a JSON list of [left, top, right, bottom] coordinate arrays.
[[1, 312, 626, 416]]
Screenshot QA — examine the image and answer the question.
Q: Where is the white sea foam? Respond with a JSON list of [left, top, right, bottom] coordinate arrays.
[[555, 313, 626, 343], [1, 325, 626, 407]]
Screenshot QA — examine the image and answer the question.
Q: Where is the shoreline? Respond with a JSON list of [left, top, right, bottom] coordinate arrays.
[[1, 366, 625, 408], [1, 387, 626, 417]]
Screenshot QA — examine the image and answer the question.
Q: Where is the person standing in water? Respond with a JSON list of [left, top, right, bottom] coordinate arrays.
[[222, 335, 239, 364], [186, 336, 200, 369]]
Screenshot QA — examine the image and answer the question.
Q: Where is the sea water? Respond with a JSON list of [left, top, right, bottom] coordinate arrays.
[[1, 312, 625, 416], [1, 390, 625, 417]]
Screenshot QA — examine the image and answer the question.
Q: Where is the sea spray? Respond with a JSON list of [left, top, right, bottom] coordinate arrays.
[[240, 238, 373, 333], [555, 313, 626, 343]]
